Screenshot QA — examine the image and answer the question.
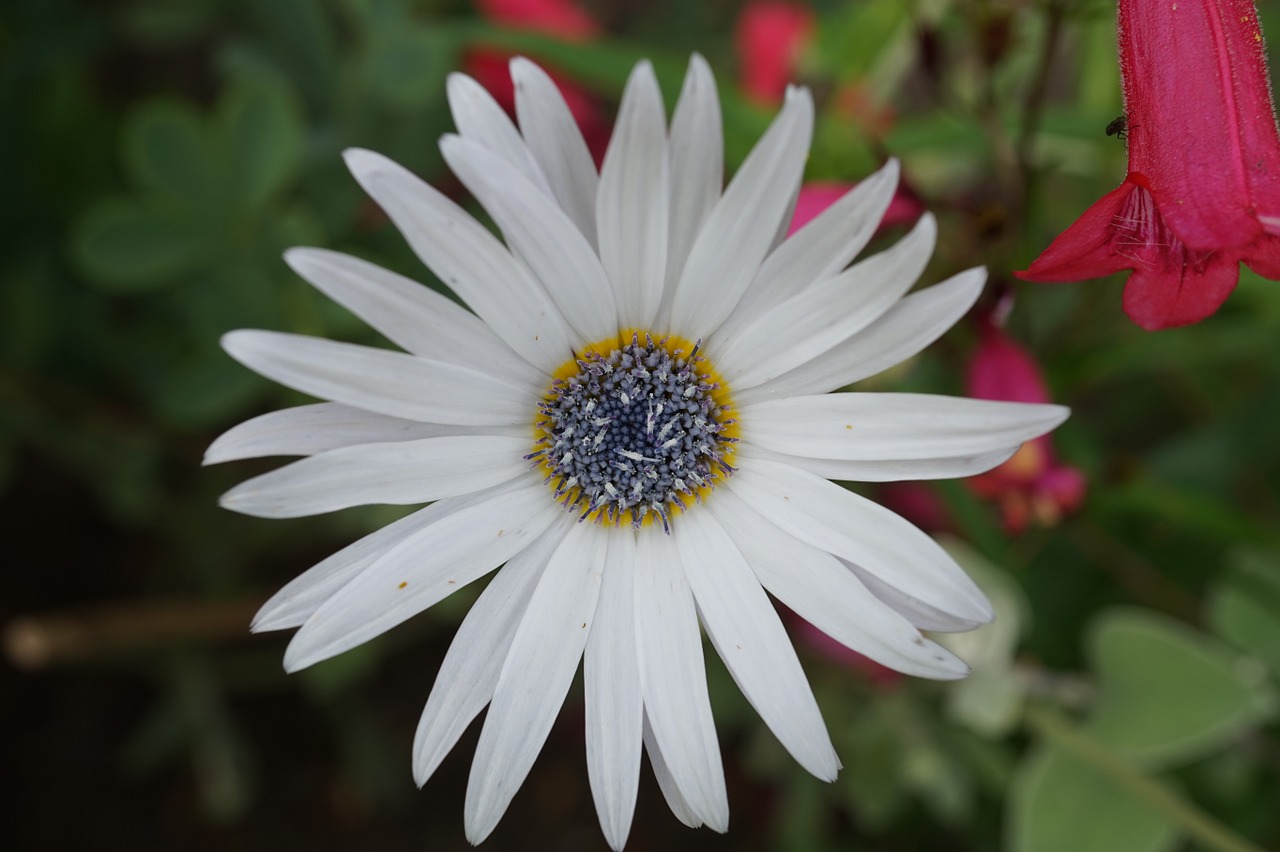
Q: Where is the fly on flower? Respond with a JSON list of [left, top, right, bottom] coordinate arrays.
[[208, 56, 1068, 849], [1104, 115, 1127, 142]]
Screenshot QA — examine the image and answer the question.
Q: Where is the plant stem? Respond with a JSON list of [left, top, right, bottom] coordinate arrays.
[[1017, 0, 1067, 182], [1069, 522, 1202, 622], [1025, 705, 1267, 852], [4, 598, 261, 669]]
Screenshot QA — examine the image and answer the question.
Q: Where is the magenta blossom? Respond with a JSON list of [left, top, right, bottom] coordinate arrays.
[[1018, 0, 1280, 329], [793, 618, 904, 687], [473, 0, 597, 33], [965, 319, 1085, 534], [788, 180, 924, 238], [734, 0, 814, 105], [465, 0, 610, 158]]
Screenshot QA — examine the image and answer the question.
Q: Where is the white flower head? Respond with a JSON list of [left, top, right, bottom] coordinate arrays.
[[208, 56, 1068, 849]]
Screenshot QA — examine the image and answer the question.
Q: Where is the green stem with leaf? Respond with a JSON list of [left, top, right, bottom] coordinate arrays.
[[1026, 706, 1267, 852]]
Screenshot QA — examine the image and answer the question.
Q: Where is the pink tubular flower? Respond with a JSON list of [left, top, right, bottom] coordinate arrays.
[[792, 617, 903, 687], [965, 319, 1085, 534], [735, 0, 814, 105], [788, 180, 924, 238], [1018, 0, 1280, 330], [466, 0, 609, 157]]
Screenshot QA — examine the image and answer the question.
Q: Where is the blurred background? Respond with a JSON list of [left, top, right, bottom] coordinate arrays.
[[4, 0, 1280, 849]]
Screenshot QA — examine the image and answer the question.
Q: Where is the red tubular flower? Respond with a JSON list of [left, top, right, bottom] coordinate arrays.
[[965, 319, 1085, 534], [1018, 0, 1280, 330], [734, 0, 815, 105], [466, 0, 609, 157]]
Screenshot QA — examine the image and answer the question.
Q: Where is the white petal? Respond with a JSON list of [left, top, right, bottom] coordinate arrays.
[[597, 61, 669, 330], [633, 529, 728, 832], [282, 476, 560, 671], [441, 135, 618, 343], [413, 525, 566, 786], [465, 521, 607, 844], [676, 509, 839, 780], [446, 72, 554, 197], [219, 435, 531, 518], [733, 159, 899, 320], [669, 87, 814, 340], [735, 267, 985, 405], [768, 172, 801, 254], [251, 502, 439, 632], [737, 443, 1021, 482], [511, 57, 598, 245], [665, 54, 722, 292], [222, 330, 536, 426], [706, 488, 970, 678], [642, 711, 701, 828], [205, 403, 523, 465], [584, 528, 643, 851], [739, 392, 1069, 461], [726, 458, 993, 629], [714, 214, 935, 387], [844, 559, 984, 633], [344, 148, 574, 373], [283, 248, 542, 385]]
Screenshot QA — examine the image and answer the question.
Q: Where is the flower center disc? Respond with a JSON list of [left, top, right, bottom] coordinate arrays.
[[531, 332, 737, 532]]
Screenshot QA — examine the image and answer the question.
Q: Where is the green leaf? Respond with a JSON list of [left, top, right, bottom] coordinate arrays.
[[220, 78, 304, 210], [902, 738, 974, 826], [1072, 3, 1123, 114], [772, 782, 838, 852], [463, 25, 678, 98], [1209, 549, 1280, 678], [937, 537, 1030, 738], [122, 100, 223, 208], [240, 0, 339, 110], [836, 694, 913, 830], [71, 199, 205, 291], [148, 355, 267, 428], [299, 640, 384, 700], [815, 0, 911, 82], [373, 29, 455, 109], [0, 253, 59, 366], [118, 0, 217, 45], [1098, 479, 1278, 549], [1008, 743, 1177, 852], [366, 27, 454, 110], [1087, 608, 1276, 768], [337, 0, 416, 32]]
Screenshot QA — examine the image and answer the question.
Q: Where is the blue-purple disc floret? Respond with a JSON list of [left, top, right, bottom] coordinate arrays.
[[529, 333, 736, 532]]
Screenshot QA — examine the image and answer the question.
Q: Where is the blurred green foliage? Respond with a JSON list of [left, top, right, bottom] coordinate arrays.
[[4, 0, 1280, 850]]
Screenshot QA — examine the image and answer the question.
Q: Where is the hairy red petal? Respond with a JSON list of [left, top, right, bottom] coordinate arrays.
[[1017, 182, 1137, 282], [1121, 249, 1240, 330], [1243, 233, 1280, 279]]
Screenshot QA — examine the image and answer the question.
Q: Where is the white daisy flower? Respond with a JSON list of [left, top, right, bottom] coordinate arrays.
[[208, 56, 1068, 849]]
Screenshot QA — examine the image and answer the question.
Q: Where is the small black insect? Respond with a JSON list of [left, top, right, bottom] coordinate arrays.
[[1105, 115, 1128, 141]]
